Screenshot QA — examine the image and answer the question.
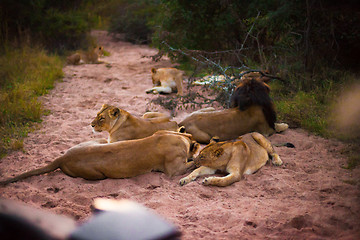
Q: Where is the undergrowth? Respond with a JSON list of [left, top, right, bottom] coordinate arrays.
[[0, 45, 63, 157]]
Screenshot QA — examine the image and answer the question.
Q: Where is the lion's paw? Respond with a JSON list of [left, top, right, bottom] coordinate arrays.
[[179, 177, 190, 186], [275, 123, 289, 132], [272, 154, 283, 166], [146, 89, 159, 94], [202, 177, 214, 185]]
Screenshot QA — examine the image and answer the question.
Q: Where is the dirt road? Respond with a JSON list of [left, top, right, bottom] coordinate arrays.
[[0, 31, 359, 239]]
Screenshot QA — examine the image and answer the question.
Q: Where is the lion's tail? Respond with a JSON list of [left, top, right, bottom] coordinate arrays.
[[0, 156, 64, 186], [273, 142, 295, 148]]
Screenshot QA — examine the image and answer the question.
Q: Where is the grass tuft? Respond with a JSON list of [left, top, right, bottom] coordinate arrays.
[[0, 45, 63, 157]]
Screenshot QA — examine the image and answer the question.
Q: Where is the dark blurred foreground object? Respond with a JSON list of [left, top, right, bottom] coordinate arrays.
[[0, 198, 77, 240], [0, 198, 180, 240], [70, 198, 181, 240]]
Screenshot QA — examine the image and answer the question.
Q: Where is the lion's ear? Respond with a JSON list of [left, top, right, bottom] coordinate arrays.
[[101, 104, 110, 111], [190, 141, 200, 153], [109, 108, 120, 118], [210, 136, 220, 144], [178, 126, 186, 133], [151, 68, 157, 74]]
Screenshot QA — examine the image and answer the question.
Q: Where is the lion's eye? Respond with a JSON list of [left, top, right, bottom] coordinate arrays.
[[99, 117, 105, 122]]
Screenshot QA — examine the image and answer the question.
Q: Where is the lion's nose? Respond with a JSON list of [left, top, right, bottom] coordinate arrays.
[[91, 123, 95, 128]]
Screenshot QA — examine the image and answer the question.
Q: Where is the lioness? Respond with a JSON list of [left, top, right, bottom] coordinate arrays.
[[146, 67, 184, 95], [179, 78, 288, 143], [0, 130, 200, 185], [179, 132, 283, 187], [91, 104, 178, 143], [67, 46, 104, 65]]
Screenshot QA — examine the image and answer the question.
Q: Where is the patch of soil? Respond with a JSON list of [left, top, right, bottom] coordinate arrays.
[[0, 31, 359, 239]]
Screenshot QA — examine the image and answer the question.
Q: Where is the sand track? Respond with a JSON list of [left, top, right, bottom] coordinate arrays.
[[0, 31, 359, 239]]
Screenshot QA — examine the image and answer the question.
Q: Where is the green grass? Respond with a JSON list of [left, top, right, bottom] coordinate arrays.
[[0, 45, 63, 157], [274, 91, 330, 137], [270, 73, 360, 169]]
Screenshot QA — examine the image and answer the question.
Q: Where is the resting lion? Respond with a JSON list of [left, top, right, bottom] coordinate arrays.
[[67, 46, 104, 65], [179, 78, 288, 143], [0, 130, 200, 185], [179, 132, 283, 187], [146, 67, 184, 95], [91, 104, 178, 143]]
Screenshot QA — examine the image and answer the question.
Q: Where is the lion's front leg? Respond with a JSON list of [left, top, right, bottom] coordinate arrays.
[[146, 86, 172, 94], [179, 166, 216, 186], [203, 151, 242, 187], [145, 88, 159, 94], [202, 171, 241, 187]]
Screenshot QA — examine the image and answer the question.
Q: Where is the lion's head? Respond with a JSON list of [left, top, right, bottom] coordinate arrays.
[[94, 46, 104, 57], [91, 104, 125, 133], [151, 68, 161, 86], [191, 136, 224, 168], [230, 78, 276, 130]]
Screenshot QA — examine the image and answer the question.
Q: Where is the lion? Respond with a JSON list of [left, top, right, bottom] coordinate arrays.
[[0, 130, 200, 185], [179, 78, 288, 143], [67, 46, 104, 65], [146, 67, 184, 95], [179, 132, 283, 187], [91, 104, 178, 143]]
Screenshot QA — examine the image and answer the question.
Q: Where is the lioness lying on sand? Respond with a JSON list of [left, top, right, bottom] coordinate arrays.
[[179, 132, 283, 187], [0, 130, 200, 185], [91, 104, 178, 142], [179, 78, 288, 143], [146, 67, 184, 95], [67, 46, 104, 65]]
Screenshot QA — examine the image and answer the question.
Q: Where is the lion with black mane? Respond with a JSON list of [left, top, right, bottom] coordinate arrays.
[[179, 78, 288, 143]]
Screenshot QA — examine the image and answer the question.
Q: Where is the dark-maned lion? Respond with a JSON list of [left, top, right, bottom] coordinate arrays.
[[0, 130, 200, 185], [179, 78, 288, 143], [179, 132, 283, 187]]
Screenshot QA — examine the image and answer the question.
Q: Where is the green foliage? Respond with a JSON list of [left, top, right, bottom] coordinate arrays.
[[0, 45, 63, 156], [274, 91, 330, 137], [108, 0, 160, 44], [151, 0, 359, 71], [0, 0, 94, 52], [152, 0, 247, 52], [39, 9, 92, 51]]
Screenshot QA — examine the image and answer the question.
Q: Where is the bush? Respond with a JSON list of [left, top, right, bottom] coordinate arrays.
[[0, 0, 93, 52], [108, 0, 159, 44], [0, 45, 63, 157]]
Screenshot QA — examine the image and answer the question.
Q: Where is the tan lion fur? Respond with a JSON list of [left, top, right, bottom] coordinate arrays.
[[0, 130, 200, 185], [179, 78, 288, 143], [146, 67, 184, 95], [179, 132, 283, 187], [67, 46, 104, 65], [91, 104, 178, 143], [179, 107, 288, 144]]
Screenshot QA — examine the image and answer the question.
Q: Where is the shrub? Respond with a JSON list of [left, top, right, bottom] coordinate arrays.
[[0, 0, 93, 52], [108, 0, 159, 44], [0, 45, 63, 157]]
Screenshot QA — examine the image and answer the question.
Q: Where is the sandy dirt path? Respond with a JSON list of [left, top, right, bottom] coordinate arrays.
[[0, 31, 359, 239]]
